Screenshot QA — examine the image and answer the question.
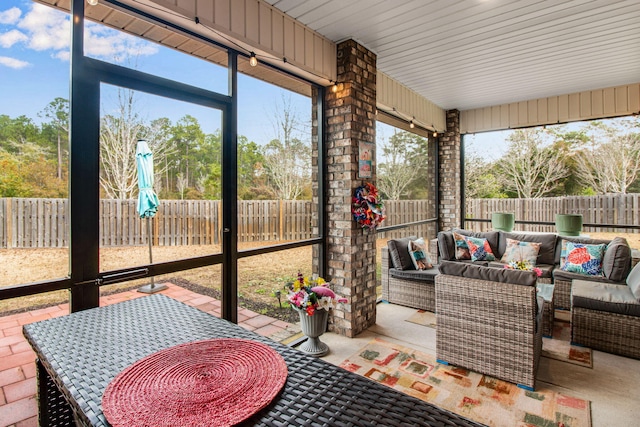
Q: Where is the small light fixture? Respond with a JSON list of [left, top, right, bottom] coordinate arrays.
[[409, 116, 415, 129], [331, 81, 338, 93], [433, 130, 438, 137], [87, 0, 98, 4], [249, 52, 258, 67]]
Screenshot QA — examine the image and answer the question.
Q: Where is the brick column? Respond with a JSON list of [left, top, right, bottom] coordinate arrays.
[[439, 109, 461, 231], [323, 39, 377, 337]]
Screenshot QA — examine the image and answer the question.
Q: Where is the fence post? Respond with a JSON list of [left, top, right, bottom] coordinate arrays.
[[278, 200, 283, 241], [6, 199, 12, 248]]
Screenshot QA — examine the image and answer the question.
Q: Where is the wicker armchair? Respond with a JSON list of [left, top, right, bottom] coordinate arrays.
[[381, 246, 437, 311], [435, 261, 543, 391], [571, 279, 640, 359]]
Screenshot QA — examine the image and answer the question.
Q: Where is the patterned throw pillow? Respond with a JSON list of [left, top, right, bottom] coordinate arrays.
[[452, 231, 471, 260], [500, 238, 541, 265], [560, 241, 606, 276], [463, 235, 496, 262], [407, 237, 433, 270]]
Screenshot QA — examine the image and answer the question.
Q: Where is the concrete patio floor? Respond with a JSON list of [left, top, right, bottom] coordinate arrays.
[[2, 284, 639, 426]]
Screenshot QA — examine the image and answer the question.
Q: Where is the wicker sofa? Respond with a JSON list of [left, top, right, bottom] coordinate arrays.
[[435, 229, 633, 310], [435, 261, 543, 390]]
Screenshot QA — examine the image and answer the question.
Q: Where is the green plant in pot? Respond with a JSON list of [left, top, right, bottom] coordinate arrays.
[[491, 212, 515, 232]]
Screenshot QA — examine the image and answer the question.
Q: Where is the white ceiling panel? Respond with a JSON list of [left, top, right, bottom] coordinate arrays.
[[265, 0, 640, 110]]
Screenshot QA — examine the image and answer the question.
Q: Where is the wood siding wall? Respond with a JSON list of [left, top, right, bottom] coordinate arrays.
[[461, 83, 640, 133], [377, 71, 447, 132], [148, 0, 337, 82]]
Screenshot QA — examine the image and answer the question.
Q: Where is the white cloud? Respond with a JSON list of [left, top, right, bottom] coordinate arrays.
[[84, 23, 158, 62], [0, 7, 21, 24], [0, 55, 30, 69], [18, 3, 69, 52], [53, 50, 69, 61], [9, 3, 158, 63], [0, 29, 28, 48]]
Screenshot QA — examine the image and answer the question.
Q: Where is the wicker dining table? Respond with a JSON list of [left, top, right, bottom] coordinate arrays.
[[23, 294, 485, 427]]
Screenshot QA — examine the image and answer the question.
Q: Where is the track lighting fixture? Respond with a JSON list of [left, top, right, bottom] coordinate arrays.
[[249, 52, 258, 67]]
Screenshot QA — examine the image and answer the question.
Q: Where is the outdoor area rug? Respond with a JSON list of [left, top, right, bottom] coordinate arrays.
[[405, 310, 592, 369], [406, 309, 437, 328], [542, 321, 592, 368], [340, 338, 591, 427]]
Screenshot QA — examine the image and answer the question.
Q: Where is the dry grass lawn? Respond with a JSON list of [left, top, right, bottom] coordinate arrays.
[[0, 243, 314, 315], [1, 232, 637, 315]]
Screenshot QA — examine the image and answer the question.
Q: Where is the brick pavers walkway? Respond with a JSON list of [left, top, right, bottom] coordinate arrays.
[[0, 283, 299, 427]]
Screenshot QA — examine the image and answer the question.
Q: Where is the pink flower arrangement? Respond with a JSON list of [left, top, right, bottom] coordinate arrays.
[[286, 272, 347, 316], [504, 260, 542, 276]]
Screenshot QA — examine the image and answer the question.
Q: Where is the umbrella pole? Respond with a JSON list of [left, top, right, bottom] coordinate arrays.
[[138, 216, 167, 294], [147, 217, 154, 288]]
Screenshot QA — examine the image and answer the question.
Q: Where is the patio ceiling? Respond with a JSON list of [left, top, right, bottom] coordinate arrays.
[[264, 0, 640, 111]]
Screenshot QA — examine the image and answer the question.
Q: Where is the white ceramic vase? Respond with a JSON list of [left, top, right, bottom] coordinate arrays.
[[295, 307, 329, 357]]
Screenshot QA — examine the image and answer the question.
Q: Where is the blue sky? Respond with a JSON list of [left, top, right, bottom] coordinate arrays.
[[0, 0, 310, 144], [0, 0, 499, 159]]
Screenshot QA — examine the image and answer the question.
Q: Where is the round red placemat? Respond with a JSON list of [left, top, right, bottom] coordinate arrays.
[[102, 338, 288, 427]]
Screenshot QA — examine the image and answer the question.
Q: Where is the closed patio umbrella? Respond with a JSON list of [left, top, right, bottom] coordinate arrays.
[[136, 139, 167, 293]]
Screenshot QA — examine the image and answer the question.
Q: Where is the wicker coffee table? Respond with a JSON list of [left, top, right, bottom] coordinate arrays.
[[23, 294, 485, 427]]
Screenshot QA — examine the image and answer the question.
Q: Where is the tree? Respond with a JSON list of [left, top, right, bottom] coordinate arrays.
[[167, 115, 206, 193], [0, 152, 29, 197], [464, 149, 503, 199], [575, 119, 640, 194], [39, 98, 69, 179], [377, 129, 429, 199], [262, 96, 311, 200], [0, 115, 42, 153], [497, 128, 568, 198], [99, 88, 172, 199]]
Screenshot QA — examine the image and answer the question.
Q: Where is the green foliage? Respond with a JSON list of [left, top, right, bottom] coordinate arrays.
[[0, 152, 29, 197], [377, 129, 429, 199], [464, 149, 506, 199]]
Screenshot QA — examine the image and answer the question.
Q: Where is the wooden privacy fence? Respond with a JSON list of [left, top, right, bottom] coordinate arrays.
[[466, 194, 640, 233], [0, 198, 314, 249], [2, 195, 638, 248], [0, 198, 434, 249], [377, 199, 435, 240]]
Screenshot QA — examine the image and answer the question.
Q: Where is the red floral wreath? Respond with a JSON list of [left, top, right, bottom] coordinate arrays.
[[351, 182, 386, 230]]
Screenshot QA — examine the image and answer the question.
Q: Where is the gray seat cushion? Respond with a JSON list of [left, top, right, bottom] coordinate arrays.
[[572, 279, 640, 317], [389, 266, 439, 282], [487, 261, 555, 279], [499, 232, 557, 266], [387, 236, 418, 270], [439, 260, 537, 286]]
